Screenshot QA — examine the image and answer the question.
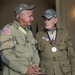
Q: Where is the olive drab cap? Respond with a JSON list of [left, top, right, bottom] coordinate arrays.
[[42, 9, 57, 19], [14, 3, 35, 16]]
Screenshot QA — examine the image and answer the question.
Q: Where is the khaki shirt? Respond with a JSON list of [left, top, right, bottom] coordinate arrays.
[[36, 28, 75, 75], [0, 20, 40, 75]]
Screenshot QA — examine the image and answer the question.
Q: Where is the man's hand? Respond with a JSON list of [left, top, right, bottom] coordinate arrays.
[[26, 64, 41, 75], [31, 64, 41, 75]]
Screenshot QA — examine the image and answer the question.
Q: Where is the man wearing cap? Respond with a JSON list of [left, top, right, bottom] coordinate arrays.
[[36, 9, 75, 75], [0, 3, 41, 75]]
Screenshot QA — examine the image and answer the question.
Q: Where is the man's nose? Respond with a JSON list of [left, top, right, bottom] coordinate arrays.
[[32, 17, 34, 20]]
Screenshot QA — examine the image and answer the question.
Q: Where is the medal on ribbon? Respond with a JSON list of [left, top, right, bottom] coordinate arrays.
[[52, 47, 57, 52], [18, 26, 29, 43], [25, 35, 29, 43], [47, 29, 58, 52]]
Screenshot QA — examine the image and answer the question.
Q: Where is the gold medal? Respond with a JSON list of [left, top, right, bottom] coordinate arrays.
[[52, 47, 57, 52]]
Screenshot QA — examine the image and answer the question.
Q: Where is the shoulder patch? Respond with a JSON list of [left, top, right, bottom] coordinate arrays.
[[1, 28, 11, 34]]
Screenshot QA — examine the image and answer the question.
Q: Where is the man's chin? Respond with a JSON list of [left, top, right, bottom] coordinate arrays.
[[28, 23, 32, 26], [45, 26, 50, 29], [45, 28, 49, 30]]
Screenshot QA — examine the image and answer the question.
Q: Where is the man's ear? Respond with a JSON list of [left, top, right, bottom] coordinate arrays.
[[19, 13, 24, 20], [55, 18, 58, 24]]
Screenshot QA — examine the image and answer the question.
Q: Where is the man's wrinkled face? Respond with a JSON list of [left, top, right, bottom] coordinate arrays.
[[43, 17, 57, 30], [20, 10, 34, 27]]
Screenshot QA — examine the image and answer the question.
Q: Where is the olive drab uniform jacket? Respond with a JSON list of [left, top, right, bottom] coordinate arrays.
[[36, 28, 75, 75], [0, 20, 40, 75]]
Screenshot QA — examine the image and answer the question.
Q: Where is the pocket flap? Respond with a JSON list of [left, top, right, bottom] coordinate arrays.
[[60, 59, 71, 74], [58, 44, 66, 50], [31, 38, 37, 44], [0, 35, 14, 50]]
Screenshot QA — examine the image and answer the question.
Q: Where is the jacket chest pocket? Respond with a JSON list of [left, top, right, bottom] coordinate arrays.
[[13, 36, 27, 53], [60, 59, 71, 74], [38, 39, 50, 52], [57, 39, 67, 51]]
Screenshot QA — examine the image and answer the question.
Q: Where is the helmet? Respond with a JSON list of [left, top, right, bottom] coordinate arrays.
[[42, 9, 57, 19]]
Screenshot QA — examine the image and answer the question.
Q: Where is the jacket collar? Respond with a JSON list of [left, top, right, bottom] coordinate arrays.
[[12, 20, 29, 32]]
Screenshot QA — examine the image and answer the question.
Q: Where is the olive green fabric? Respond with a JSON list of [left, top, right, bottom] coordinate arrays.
[[0, 20, 40, 75], [36, 28, 75, 75], [42, 9, 57, 19], [14, 3, 35, 16]]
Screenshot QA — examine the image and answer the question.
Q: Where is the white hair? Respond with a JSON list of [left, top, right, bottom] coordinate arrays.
[[15, 10, 33, 19], [15, 10, 27, 19]]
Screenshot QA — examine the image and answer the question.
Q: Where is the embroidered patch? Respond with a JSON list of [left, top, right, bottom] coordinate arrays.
[[42, 37, 49, 41], [1, 28, 11, 34]]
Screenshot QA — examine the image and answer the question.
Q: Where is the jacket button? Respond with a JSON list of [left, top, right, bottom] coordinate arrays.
[[53, 56, 56, 61]]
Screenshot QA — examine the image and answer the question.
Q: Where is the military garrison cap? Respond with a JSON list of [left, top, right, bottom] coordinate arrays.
[[14, 3, 35, 16], [42, 9, 57, 19]]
